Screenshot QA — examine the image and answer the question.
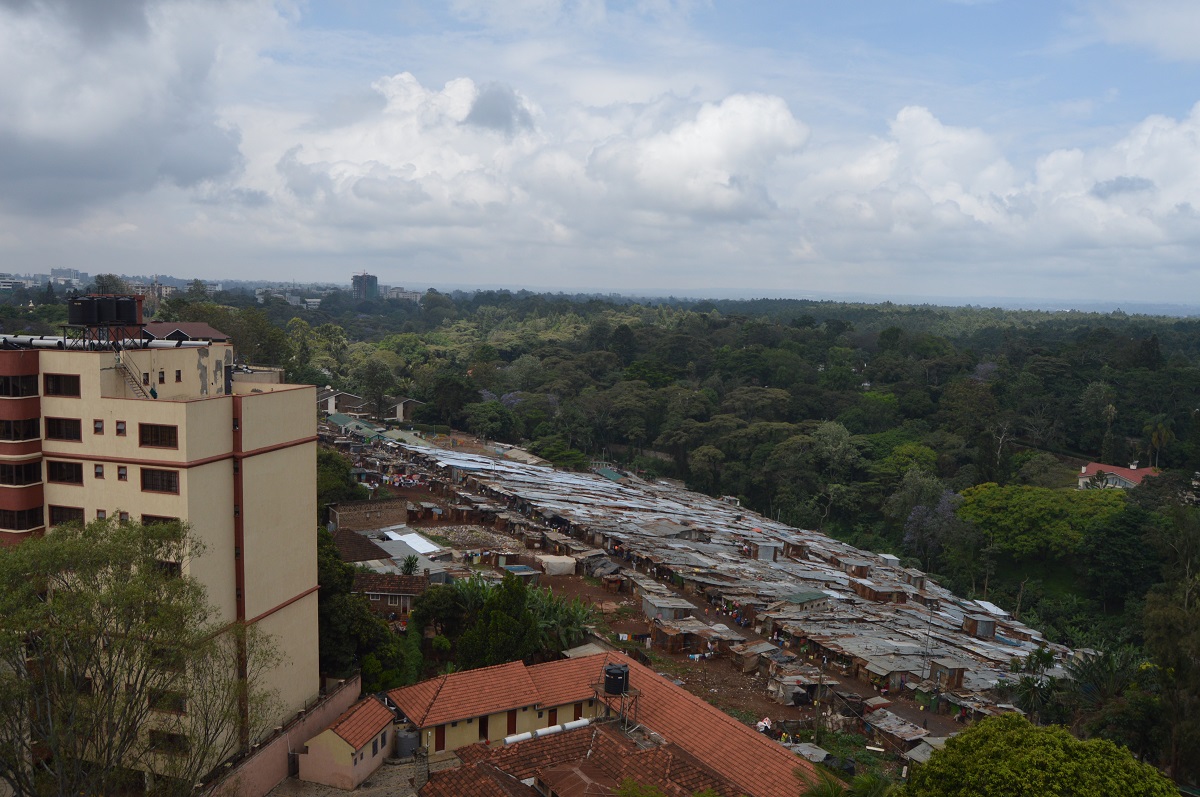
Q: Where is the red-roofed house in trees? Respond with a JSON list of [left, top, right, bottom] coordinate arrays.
[[298, 696, 395, 790], [1077, 462, 1158, 490]]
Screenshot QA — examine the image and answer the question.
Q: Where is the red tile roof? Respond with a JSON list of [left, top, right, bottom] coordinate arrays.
[[401, 652, 815, 797], [352, 572, 429, 596], [426, 722, 742, 797], [1080, 462, 1158, 485], [527, 655, 602, 708], [420, 763, 536, 797], [324, 696, 393, 751], [388, 660, 539, 727]]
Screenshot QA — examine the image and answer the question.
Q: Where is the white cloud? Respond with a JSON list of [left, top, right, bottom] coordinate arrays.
[[1086, 0, 1200, 61]]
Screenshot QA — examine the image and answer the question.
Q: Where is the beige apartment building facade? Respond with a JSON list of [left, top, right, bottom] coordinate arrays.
[[0, 315, 320, 745]]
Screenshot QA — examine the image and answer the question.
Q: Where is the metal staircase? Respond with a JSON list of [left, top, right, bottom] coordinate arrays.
[[114, 350, 150, 399]]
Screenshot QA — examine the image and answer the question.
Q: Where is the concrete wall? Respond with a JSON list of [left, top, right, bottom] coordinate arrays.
[[206, 676, 362, 797], [329, 497, 410, 532], [421, 699, 603, 752]]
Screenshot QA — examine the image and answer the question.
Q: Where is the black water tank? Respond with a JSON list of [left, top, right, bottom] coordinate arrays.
[[67, 298, 91, 325], [604, 663, 629, 695], [115, 297, 138, 325], [95, 296, 117, 324]]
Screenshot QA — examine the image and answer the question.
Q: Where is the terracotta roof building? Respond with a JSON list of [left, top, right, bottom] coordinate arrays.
[[390, 652, 813, 797], [352, 572, 429, 622], [1077, 461, 1158, 490], [298, 696, 395, 790], [423, 721, 748, 797]]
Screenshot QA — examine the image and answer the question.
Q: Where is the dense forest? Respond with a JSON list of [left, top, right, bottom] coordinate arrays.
[[8, 277, 1200, 781]]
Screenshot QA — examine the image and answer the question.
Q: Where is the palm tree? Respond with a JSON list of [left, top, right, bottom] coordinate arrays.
[[401, 554, 420, 575]]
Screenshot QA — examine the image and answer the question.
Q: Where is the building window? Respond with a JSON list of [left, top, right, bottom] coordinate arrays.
[[138, 424, 178, 448], [44, 418, 82, 441], [142, 515, 179, 527], [141, 468, 179, 494], [148, 688, 187, 714], [175, 370, 182, 383], [43, 374, 81, 397], [119, 511, 129, 523], [148, 730, 189, 755], [117, 466, 128, 481], [158, 371, 165, 385], [94, 464, 104, 479], [48, 506, 85, 527], [0, 507, 43, 530], [0, 462, 40, 485], [96, 510, 106, 520], [47, 461, 83, 485], [0, 418, 39, 440], [93, 419, 103, 434], [0, 375, 38, 397], [387, 595, 399, 606], [142, 373, 150, 386], [115, 421, 126, 436], [154, 560, 182, 578], [372, 739, 378, 756]]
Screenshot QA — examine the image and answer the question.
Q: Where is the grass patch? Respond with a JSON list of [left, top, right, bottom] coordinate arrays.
[[423, 533, 452, 547]]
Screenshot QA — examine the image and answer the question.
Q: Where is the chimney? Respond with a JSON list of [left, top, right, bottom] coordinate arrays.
[[1080, 466, 1086, 474], [1129, 461, 1139, 470]]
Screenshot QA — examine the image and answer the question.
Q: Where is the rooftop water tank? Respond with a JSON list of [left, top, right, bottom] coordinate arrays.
[[604, 663, 629, 696]]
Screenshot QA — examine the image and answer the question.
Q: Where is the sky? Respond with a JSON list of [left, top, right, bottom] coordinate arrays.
[[3, 0, 1200, 305]]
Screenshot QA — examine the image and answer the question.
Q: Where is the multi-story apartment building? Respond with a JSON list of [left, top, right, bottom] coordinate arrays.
[[0, 297, 320, 742]]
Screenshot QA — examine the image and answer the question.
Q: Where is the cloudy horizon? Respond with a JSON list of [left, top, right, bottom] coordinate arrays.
[[3, 0, 1200, 305]]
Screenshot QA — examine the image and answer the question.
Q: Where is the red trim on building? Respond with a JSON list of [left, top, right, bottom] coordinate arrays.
[[245, 585, 320, 625]]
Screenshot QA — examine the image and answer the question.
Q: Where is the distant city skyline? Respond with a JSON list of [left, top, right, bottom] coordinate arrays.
[[2, 1, 1199, 305]]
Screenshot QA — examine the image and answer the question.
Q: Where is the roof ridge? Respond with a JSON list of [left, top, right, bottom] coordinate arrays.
[[417, 673, 451, 727]]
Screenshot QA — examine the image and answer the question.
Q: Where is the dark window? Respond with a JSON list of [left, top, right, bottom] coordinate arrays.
[[118, 511, 129, 523], [142, 373, 150, 386], [148, 730, 189, 754], [158, 371, 165, 385], [0, 418, 39, 440], [0, 375, 38, 397], [115, 421, 126, 436], [48, 506, 85, 527], [43, 374, 80, 397], [141, 468, 179, 494], [151, 646, 185, 673], [94, 464, 104, 479], [372, 739, 378, 756], [45, 418, 82, 441], [154, 560, 182, 578], [175, 370, 182, 383], [46, 461, 83, 484], [138, 424, 178, 448], [117, 466, 128, 481], [142, 514, 179, 527], [96, 510, 106, 520], [148, 688, 187, 714], [0, 507, 43, 530], [0, 462, 40, 485]]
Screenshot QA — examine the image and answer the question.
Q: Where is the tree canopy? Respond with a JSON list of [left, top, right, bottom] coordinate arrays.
[[0, 518, 279, 797], [898, 714, 1176, 797]]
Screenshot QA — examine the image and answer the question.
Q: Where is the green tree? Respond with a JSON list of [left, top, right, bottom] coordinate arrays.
[[402, 554, 420, 576], [90, 273, 128, 294], [898, 714, 1176, 797], [353, 356, 397, 420], [316, 448, 369, 522], [0, 518, 280, 797], [457, 574, 538, 668], [315, 529, 408, 689]]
